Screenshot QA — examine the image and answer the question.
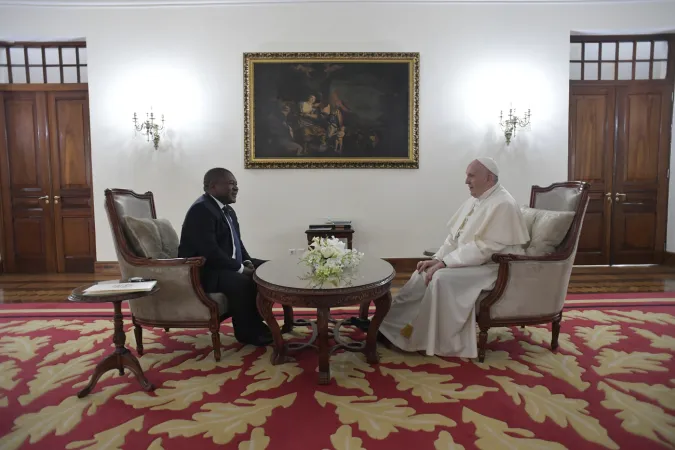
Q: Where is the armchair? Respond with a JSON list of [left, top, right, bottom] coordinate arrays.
[[477, 181, 590, 362], [104, 189, 228, 361]]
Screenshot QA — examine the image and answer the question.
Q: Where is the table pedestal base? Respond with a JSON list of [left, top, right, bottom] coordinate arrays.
[[257, 291, 392, 385], [77, 300, 155, 398]]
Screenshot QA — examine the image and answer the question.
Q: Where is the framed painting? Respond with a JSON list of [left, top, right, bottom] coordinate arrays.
[[243, 52, 419, 169]]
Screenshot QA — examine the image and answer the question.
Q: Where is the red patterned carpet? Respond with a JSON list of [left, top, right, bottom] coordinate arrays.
[[1, 295, 674, 450]]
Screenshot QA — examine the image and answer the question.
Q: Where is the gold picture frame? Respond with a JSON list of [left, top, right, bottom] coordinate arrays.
[[243, 52, 420, 169]]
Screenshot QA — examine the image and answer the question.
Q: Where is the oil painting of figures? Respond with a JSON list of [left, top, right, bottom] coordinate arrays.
[[244, 53, 419, 169]]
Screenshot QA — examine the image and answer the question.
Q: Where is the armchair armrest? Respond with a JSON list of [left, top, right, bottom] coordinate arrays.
[[123, 254, 205, 268], [492, 252, 568, 263]]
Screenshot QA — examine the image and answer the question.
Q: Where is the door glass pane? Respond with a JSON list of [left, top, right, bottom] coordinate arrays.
[[570, 63, 582, 80], [584, 63, 598, 80], [63, 66, 78, 83], [27, 48, 42, 65], [46, 66, 61, 83], [78, 47, 87, 64], [79, 65, 88, 83], [29, 66, 44, 83], [584, 43, 599, 60], [0, 50, 6, 64], [0, 66, 8, 83], [61, 47, 76, 65], [11, 66, 26, 83], [635, 62, 650, 80], [601, 42, 616, 60], [618, 42, 633, 60], [635, 41, 651, 60], [652, 61, 667, 80], [653, 41, 668, 59], [9, 47, 25, 64], [601, 62, 615, 80], [618, 62, 633, 80], [570, 43, 582, 60], [45, 48, 59, 64]]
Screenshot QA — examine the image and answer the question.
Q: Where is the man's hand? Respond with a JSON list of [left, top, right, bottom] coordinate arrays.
[[417, 259, 439, 273], [424, 260, 446, 285], [242, 266, 254, 277], [243, 260, 255, 270]]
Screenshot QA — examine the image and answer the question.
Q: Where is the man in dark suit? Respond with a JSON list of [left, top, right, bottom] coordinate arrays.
[[178, 167, 272, 346]]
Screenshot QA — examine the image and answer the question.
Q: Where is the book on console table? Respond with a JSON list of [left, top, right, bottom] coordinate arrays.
[[309, 219, 352, 230], [83, 280, 157, 296]]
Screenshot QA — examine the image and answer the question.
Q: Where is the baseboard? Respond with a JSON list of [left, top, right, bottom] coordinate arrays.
[[663, 252, 675, 266], [95, 258, 675, 277], [94, 261, 122, 276]]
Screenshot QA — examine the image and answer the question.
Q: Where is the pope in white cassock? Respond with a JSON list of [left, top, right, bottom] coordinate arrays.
[[378, 157, 530, 358]]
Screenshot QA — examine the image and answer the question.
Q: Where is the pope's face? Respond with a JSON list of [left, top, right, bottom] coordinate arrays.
[[465, 160, 492, 198]]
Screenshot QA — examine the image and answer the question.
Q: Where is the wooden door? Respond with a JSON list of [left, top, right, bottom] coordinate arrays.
[[47, 91, 95, 272], [611, 84, 672, 264], [0, 91, 57, 272], [569, 85, 616, 265]]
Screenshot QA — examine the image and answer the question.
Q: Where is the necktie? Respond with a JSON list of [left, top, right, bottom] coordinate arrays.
[[222, 206, 243, 265]]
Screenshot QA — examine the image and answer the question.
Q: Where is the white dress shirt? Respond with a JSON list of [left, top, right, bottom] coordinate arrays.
[[209, 194, 249, 274]]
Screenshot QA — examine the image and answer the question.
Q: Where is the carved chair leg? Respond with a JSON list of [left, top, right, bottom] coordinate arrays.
[[359, 301, 370, 321], [134, 324, 144, 355], [211, 327, 222, 362], [551, 316, 561, 351], [477, 326, 489, 363]]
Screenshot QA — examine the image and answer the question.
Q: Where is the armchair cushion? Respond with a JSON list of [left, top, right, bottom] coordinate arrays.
[[520, 207, 575, 256], [122, 216, 179, 259]]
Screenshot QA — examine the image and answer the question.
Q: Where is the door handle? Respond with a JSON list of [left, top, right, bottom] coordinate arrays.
[[38, 195, 50, 204], [54, 196, 60, 204], [605, 193, 612, 203], [615, 193, 626, 202]]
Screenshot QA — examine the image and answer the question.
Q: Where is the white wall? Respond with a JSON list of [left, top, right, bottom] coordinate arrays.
[[1, 2, 675, 260]]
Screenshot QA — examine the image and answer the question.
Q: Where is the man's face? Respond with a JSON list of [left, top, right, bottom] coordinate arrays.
[[210, 172, 238, 204], [465, 160, 493, 198]]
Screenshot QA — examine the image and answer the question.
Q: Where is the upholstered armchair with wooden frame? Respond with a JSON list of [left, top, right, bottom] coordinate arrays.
[[104, 188, 229, 361], [476, 181, 590, 362]]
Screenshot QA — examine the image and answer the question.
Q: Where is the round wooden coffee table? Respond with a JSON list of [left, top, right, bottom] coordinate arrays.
[[68, 282, 160, 398], [253, 255, 395, 384]]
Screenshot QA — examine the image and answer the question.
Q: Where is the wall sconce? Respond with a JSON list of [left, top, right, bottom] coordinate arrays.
[[133, 110, 165, 150], [499, 107, 531, 145]]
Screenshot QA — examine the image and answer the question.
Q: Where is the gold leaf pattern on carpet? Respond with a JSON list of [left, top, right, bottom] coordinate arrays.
[[0, 319, 81, 334], [473, 350, 544, 378], [126, 328, 163, 352], [162, 346, 256, 374], [147, 438, 164, 450], [116, 370, 241, 410], [39, 331, 110, 366], [599, 381, 675, 448], [519, 342, 590, 391], [592, 349, 671, 376], [325, 352, 374, 395], [18, 349, 105, 406], [238, 427, 270, 450], [488, 375, 618, 449], [462, 407, 567, 450], [380, 367, 497, 403], [434, 430, 465, 449], [314, 392, 456, 439], [60, 320, 114, 334], [65, 415, 144, 450], [243, 347, 303, 396], [607, 379, 675, 411], [564, 310, 643, 324], [630, 328, 675, 350], [170, 332, 236, 350], [148, 393, 297, 445], [378, 347, 459, 368], [0, 383, 128, 450], [574, 325, 627, 351], [0, 335, 50, 362], [522, 327, 581, 355], [330, 425, 365, 450], [487, 327, 515, 344], [606, 310, 675, 325], [0, 360, 20, 407]]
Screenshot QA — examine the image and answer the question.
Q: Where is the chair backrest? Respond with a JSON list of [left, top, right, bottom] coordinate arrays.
[[529, 181, 590, 259], [104, 189, 157, 264]]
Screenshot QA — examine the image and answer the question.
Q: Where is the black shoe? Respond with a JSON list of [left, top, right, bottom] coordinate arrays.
[[346, 316, 371, 332], [236, 333, 273, 347]]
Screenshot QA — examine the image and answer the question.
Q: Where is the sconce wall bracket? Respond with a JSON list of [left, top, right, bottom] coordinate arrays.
[[499, 107, 531, 145], [133, 110, 165, 150]]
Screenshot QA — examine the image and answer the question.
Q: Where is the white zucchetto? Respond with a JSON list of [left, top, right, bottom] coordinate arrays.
[[476, 157, 499, 176]]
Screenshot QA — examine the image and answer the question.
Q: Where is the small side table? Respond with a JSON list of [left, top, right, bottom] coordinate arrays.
[[306, 228, 354, 249], [68, 282, 160, 398]]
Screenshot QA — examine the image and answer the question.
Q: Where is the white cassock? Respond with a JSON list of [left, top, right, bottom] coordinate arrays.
[[379, 183, 530, 358]]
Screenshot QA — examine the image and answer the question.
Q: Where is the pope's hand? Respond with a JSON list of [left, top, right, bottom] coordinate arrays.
[[417, 259, 439, 273], [424, 260, 446, 285]]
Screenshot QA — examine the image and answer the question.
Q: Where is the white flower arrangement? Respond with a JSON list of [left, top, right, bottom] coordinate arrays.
[[300, 236, 364, 287]]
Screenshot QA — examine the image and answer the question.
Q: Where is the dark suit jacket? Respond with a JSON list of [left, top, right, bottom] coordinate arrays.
[[178, 193, 256, 292]]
